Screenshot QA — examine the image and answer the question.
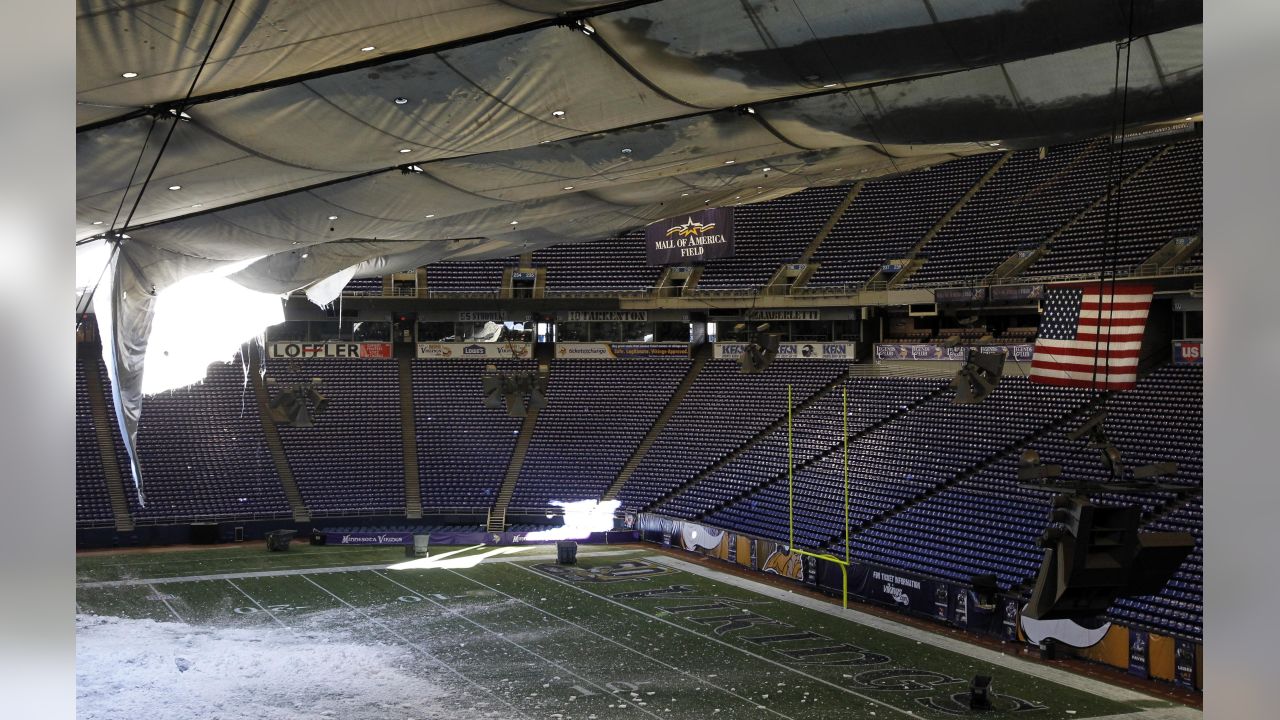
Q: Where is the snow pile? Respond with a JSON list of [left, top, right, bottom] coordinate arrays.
[[76, 614, 463, 720]]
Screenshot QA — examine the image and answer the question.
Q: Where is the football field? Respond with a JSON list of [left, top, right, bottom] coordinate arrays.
[[76, 544, 1199, 720]]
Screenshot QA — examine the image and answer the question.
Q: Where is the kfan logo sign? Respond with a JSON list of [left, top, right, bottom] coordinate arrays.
[[645, 207, 735, 265]]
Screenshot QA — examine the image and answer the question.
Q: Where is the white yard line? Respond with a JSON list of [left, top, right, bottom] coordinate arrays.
[[647, 555, 1200, 716], [511, 561, 920, 719], [434, 567, 802, 720], [77, 547, 639, 589], [300, 573, 537, 720], [373, 570, 673, 720], [225, 579, 288, 630], [147, 583, 184, 623]]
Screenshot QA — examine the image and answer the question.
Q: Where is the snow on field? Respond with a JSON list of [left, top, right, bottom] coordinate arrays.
[[76, 614, 483, 720]]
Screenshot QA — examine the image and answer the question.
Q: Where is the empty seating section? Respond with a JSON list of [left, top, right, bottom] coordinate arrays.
[[342, 276, 384, 295], [696, 186, 851, 289], [1023, 138, 1203, 278], [130, 360, 290, 521], [706, 378, 1094, 549], [906, 141, 1159, 286], [1111, 501, 1203, 638], [412, 359, 532, 509], [511, 359, 690, 508], [425, 258, 516, 294], [808, 155, 998, 287], [616, 360, 848, 510], [535, 231, 661, 293], [75, 358, 117, 526], [660, 378, 941, 519], [268, 358, 404, 515]]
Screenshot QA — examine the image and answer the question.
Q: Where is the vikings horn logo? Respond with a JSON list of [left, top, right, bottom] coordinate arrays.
[[665, 217, 717, 238], [761, 548, 803, 580], [1019, 607, 1112, 648]]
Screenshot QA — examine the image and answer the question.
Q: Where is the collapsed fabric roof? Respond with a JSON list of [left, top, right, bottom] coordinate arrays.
[[76, 0, 1203, 501]]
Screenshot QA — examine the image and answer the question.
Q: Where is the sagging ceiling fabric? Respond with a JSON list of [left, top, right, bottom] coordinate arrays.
[[76, 0, 1203, 501]]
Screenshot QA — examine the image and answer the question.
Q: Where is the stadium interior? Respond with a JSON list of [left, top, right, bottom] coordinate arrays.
[[74, 1, 1205, 716]]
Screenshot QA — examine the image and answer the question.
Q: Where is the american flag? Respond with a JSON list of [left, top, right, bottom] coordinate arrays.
[[1029, 281, 1153, 390]]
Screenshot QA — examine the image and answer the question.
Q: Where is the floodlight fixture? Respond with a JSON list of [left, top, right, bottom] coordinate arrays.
[[951, 348, 1005, 404]]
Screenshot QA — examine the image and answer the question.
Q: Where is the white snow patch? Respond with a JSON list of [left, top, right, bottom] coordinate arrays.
[[77, 614, 458, 720]]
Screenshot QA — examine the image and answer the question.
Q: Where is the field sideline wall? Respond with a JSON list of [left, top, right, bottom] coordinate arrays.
[[634, 512, 1201, 691]]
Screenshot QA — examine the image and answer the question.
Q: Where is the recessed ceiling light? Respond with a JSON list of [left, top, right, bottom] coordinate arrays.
[[168, 185, 181, 190], [681, 193, 689, 197], [563, 186, 574, 190], [122, 72, 138, 78], [735, 196, 741, 199], [360, 46, 376, 52], [393, 97, 408, 105], [190, 203, 202, 208], [399, 148, 412, 154], [724, 160, 735, 165], [510, 220, 519, 225], [91, 220, 104, 225], [301, 253, 309, 259], [822, 83, 838, 89], [328, 215, 338, 221], [762, 167, 772, 172], [621, 148, 632, 154], [292, 241, 299, 245], [423, 214, 435, 218], [551, 110, 565, 117]]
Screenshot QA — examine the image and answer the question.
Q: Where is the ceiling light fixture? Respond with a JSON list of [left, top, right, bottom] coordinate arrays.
[[301, 253, 309, 259], [360, 46, 376, 52], [190, 203, 202, 208], [551, 110, 565, 118], [91, 220, 103, 225], [122, 72, 138, 78], [822, 83, 838, 88], [621, 148, 632, 154], [393, 97, 408, 105], [168, 185, 182, 190], [423, 214, 435, 218], [563, 186, 574, 190], [327, 215, 338, 221], [510, 220, 519, 225], [399, 148, 412, 153], [762, 167, 772, 172], [724, 160, 735, 165]]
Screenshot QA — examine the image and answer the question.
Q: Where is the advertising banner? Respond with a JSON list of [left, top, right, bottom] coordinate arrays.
[[645, 207, 735, 265], [1174, 637, 1198, 689], [415, 342, 532, 359], [1128, 629, 1150, 678], [324, 531, 415, 545], [557, 310, 649, 322], [457, 310, 507, 322], [269, 342, 392, 359], [873, 343, 1034, 362], [714, 342, 856, 360], [935, 287, 987, 303], [554, 342, 689, 359], [746, 309, 822, 322], [849, 565, 945, 617], [991, 284, 1045, 302], [1172, 340, 1202, 366]]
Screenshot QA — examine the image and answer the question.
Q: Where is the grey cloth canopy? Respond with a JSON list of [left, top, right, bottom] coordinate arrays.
[[75, 0, 1202, 501]]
